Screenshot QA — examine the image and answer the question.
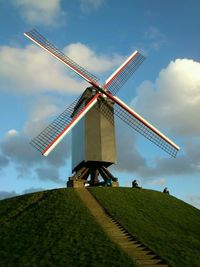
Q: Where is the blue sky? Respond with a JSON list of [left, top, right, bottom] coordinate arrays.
[[0, 0, 200, 209]]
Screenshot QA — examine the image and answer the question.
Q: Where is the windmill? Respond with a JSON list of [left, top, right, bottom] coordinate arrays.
[[24, 29, 180, 187]]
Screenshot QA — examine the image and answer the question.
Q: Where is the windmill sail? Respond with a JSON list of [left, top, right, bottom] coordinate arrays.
[[24, 29, 100, 86], [24, 29, 179, 160], [103, 51, 145, 95], [30, 93, 100, 156], [100, 90, 180, 157]]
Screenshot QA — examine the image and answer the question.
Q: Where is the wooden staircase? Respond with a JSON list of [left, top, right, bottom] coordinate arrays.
[[76, 188, 171, 267]]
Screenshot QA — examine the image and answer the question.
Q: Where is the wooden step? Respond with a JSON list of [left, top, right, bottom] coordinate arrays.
[[75, 188, 171, 267]]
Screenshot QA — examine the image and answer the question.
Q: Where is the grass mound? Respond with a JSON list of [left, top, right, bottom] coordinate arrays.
[[0, 188, 134, 267], [90, 187, 200, 267]]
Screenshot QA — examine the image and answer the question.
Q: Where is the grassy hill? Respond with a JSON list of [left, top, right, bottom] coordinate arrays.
[[0, 187, 200, 267], [90, 187, 200, 267], [0, 189, 135, 267]]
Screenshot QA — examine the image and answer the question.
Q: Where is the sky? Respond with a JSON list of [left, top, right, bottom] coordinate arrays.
[[0, 0, 200, 209]]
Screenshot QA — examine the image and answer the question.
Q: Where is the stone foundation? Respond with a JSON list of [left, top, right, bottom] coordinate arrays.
[[111, 181, 119, 187], [67, 178, 85, 188], [67, 178, 119, 188]]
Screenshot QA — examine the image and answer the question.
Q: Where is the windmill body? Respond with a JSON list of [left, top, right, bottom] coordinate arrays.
[[24, 29, 180, 187], [72, 87, 116, 173], [71, 86, 117, 185]]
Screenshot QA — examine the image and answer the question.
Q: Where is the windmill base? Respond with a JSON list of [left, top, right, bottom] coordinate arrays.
[[67, 179, 85, 188], [67, 162, 119, 188]]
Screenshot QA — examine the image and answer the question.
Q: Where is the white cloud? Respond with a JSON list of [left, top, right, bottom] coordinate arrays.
[[0, 43, 124, 95], [0, 127, 70, 183], [0, 44, 86, 95], [64, 43, 125, 75], [109, 58, 200, 179], [132, 58, 200, 137], [23, 96, 63, 138], [12, 0, 64, 26], [6, 129, 19, 138], [80, 0, 104, 12], [118, 58, 200, 178], [30, 100, 59, 122], [144, 26, 168, 52], [1, 131, 42, 167]]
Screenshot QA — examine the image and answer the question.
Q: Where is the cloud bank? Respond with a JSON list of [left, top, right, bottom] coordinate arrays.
[[132, 58, 200, 137], [12, 0, 64, 26], [0, 44, 85, 95], [114, 58, 200, 179], [0, 128, 70, 184], [0, 43, 124, 95], [64, 43, 124, 74]]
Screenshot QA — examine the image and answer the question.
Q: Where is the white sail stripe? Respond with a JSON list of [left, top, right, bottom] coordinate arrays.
[[113, 96, 180, 151], [24, 33, 93, 84], [43, 97, 98, 156], [104, 50, 138, 86]]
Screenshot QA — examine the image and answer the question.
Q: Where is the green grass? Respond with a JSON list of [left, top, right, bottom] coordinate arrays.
[[0, 188, 135, 267], [1, 187, 200, 267], [90, 187, 200, 267]]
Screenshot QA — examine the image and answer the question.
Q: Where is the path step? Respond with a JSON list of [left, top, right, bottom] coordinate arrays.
[[75, 188, 170, 267]]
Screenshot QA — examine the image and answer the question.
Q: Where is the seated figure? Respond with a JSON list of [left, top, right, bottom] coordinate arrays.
[[163, 187, 169, 194], [132, 180, 141, 189]]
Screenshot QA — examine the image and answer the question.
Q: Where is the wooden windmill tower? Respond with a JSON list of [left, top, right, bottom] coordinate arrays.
[[24, 29, 180, 187]]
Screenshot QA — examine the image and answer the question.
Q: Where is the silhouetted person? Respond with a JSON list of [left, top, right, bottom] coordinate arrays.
[[106, 178, 112, 187], [132, 180, 141, 189], [163, 187, 169, 194]]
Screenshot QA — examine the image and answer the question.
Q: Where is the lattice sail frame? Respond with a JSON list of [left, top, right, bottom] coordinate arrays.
[[113, 103, 178, 157], [31, 93, 99, 156], [103, 50, 145, 95], [24, 29, 180, 158], [98, 92, 179, 157], [112, 97, 180, 157], [24, 29, 99, 85]]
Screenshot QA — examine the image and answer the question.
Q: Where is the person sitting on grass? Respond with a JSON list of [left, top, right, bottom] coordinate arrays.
[[163, 187, 169, 194], [132, 180, 141, 189], [105, 178, 112, 187]]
